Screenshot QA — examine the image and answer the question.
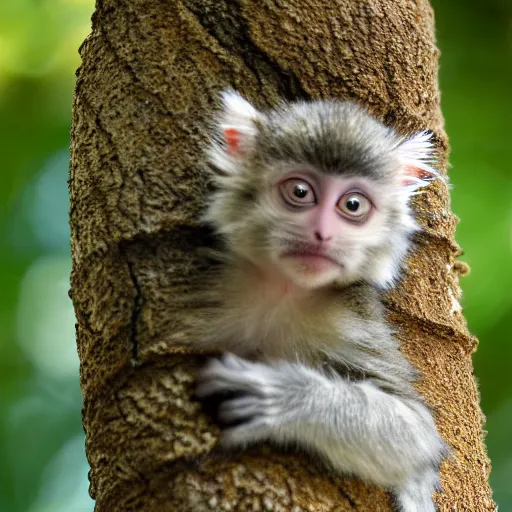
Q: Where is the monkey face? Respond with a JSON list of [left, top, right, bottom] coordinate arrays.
[[253, 167, 413, 290]]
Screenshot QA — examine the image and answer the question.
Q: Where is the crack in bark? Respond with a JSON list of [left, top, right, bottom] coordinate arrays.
[[181, 0, 310, 101], [97, 1, 173, 116], [77, 94, 136, 232], [336, 486, 358, 510], [124, 254, 143, 364]]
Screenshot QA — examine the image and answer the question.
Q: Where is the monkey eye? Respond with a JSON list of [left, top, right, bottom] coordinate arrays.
[[337, 192, 372, 220], [280, 179, 316, 206]]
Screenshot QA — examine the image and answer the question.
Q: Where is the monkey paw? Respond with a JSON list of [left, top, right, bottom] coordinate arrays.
[[196, 353, 290, 448]]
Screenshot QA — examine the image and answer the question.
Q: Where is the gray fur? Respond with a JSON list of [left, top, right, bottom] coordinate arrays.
[[255, 100, 399, 181], [194, 91, 447, 512]]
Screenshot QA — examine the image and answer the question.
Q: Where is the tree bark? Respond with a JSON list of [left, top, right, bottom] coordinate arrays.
[[69, 0, 495, 510]]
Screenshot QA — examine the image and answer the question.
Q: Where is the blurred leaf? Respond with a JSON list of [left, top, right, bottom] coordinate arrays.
[[3, 376, 85, 510], [7, 150, 71, 255], [0, 0, 92, 78], [17, 255, 77, 378], [29, 435, 94, 512]]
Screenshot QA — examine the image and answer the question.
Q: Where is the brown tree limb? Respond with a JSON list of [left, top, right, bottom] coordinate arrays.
[[69, 0, 495, 510]]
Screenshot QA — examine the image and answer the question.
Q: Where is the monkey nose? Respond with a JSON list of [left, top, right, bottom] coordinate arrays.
[[314, 231, 332, 242]]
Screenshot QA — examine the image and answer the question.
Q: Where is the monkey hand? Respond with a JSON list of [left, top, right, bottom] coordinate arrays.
[[196, 353, 444, 512], [195, 352, 302, 448]]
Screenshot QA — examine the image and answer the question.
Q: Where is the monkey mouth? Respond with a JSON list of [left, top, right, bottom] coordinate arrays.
[[280, 250, 341, 270]]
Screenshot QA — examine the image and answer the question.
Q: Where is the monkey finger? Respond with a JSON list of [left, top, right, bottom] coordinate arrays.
[[220, 352, 253, 370], [217, 396, 263, 425], [196, 362, 266, 397], [195, 370, 251, 397], [197, 356, 226, 377], [196, 359, 233, 394], [195, 378, 229, 398], [220, 420, 270, 449]]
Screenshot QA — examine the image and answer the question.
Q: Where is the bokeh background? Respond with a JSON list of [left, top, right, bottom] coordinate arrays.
[[0, 0, 510, 510]]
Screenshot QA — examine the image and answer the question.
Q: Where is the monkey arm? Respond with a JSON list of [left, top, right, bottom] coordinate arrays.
[[197, 352, 447, 512]]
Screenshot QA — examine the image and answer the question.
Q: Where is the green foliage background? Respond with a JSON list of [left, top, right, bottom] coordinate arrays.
[[0, 0, 509, 510]]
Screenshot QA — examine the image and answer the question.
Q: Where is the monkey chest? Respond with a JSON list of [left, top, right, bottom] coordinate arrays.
[[215, 288, 342, 361]]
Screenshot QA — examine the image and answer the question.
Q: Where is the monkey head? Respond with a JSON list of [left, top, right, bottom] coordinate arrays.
[[204, 91, 442, 290]]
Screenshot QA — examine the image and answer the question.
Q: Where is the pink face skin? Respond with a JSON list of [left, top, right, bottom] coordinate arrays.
[[272, 169, 378, 289]]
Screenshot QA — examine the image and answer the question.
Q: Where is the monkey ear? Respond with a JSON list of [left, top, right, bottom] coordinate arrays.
[[218, 89, 263, 156], [396, 131, 444, 191]]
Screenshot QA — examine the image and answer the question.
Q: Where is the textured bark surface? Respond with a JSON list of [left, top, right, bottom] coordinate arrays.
[[69, 0, 495, 510]]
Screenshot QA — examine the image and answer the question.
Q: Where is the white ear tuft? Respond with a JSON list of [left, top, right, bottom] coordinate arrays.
[[396, 131, 445, 192], [220, 89, 261, 127], [218, 89, 262, 155], [208, 90, 264, 176]]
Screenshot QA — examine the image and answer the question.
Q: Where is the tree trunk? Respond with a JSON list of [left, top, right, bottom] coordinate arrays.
[[69, 0, 495, 510]]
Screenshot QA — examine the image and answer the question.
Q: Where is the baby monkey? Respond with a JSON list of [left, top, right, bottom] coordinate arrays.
[[194, 90, 448, 512]]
